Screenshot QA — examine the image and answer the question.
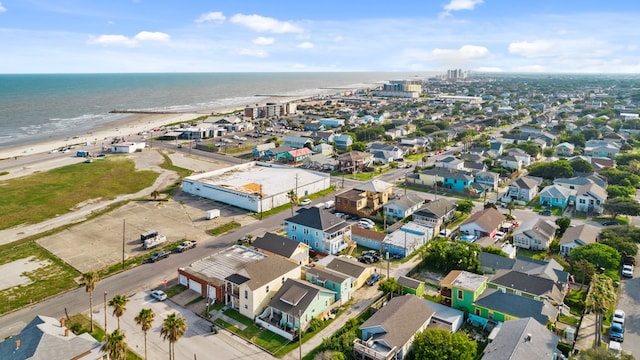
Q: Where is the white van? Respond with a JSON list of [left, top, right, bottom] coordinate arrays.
[[325, 200, 335, 209]]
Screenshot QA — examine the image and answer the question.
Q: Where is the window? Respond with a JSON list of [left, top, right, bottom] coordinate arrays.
[[266, 285, 270, 293], [457, 289, 463, 300], [303, 229, 309, 235], [475, 309, 480, 316], [292, 225, 297, 231], [244, 290, 248, 299], [282, 277, 285, 284], [244, 304, 248, 309]]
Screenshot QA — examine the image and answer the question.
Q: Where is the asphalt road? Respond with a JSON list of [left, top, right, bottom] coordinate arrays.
[[614, 249, 640, 357]]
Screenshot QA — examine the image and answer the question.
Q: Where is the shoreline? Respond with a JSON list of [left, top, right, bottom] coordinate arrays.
[[0, 94, 315, 160]]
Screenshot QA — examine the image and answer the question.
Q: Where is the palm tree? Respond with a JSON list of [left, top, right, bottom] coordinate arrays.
[[506, 201, 516, 216], [82, 272, 99, 333], [421, 155, 428, 168], [585, 274, 616, 348], [286, 190, 298, 216], [150, 190, 160, 200], [134, 308, 155, 360], [109, 294, 128, 330], [101, 329, 127, 360], [161, 312, 188, 360]]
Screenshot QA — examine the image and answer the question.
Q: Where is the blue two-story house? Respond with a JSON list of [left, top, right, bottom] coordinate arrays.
[[444, 171, 475, 192], [283, 207, 352, 255], [319, 118, 345, 128], [304, 266, 352, 303]]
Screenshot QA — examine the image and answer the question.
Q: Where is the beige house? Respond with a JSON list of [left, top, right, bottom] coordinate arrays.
[[559, 224, 600, 256], [224, 255, 302, 319], [513, 218, 557, 251]]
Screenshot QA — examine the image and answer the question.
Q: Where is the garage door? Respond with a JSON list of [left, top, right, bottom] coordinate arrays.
[[189, 279, 202, 294], [178, 274, 188, 286]]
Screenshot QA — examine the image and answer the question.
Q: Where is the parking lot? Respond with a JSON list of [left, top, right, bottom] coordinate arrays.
[[92, 290, 272, 360]]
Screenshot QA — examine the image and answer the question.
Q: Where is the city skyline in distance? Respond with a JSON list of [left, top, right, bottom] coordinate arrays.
[[1, 0, 640, 74]]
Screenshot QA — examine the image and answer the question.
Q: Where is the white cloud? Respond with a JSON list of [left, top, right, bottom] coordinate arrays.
[[134, 31, 170, 42], [107, 20, 114, 25], [443, 0, 484, 12], [88, 35, 137, 47], [238, 48, 269, 58], [441, 0, 483, 17], [230, 14, 303, 33], [431, 45, 490, 59], [473, 66, 503, 72], [195, 11, 226, 24], [297, 41, 314, 49], [0, 2, 7, 12], [333, 35, 343, 42], [253, 37, 275, 45]]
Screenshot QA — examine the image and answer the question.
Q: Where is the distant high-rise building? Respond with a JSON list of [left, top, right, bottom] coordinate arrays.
[[446, 69, 467, 81]]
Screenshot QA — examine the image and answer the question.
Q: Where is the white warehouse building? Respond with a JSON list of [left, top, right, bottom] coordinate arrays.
[[181, 162, 331, 212]]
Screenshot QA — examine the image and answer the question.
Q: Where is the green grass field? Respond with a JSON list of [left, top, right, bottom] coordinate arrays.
[[0, 156, 159, 230]]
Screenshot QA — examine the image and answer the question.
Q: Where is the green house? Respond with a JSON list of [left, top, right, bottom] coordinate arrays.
[[439, 270, 488, 313], [398, 275, 425, 297]]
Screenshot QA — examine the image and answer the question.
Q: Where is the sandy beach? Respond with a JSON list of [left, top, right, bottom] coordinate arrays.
[[0, 95, 311, 160]]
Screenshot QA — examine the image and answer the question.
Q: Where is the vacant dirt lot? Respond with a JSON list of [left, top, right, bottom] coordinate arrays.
[[36, 150, 257, 273]]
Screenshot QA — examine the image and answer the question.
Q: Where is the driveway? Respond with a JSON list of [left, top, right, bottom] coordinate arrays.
[[92, 290, 272, 360]]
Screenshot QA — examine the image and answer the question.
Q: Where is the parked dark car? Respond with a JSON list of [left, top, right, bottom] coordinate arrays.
[[149, 250, 171, 263], [623, 255, 636, 266], [539, 209, 552, 216], [603, 221, 620, 226]]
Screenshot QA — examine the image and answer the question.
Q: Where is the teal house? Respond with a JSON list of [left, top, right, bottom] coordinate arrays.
[[304, 266, 352, 302]]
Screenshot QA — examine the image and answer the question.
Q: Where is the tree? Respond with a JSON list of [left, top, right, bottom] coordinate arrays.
[[109, 294, 128, 330], [569, 243, 620, 275], [606, 185, 635, 199], [456, 200, 474, 214], [506, 201, 516, 216], [600, 225, 640, 248], [603, 197, 640, 219], [570, 259, 596, 286], [555, 217, 571, 237], [585, 274, 616, 348], [570, 158, 594, 173], [286, 190, 298, 216], [421, 238, 480, 273], [351, 141, 367, 152], [150, 190, 160, 200], [135, 308, 155, 360], [378, 277, 399, 295], [161, 312, 188, 360], [599, 237, 638, 258], [82, 272, 99, 333], [409, 328, 477, 360], [101, 329, 127, 360], [527, 160, 574, 180]]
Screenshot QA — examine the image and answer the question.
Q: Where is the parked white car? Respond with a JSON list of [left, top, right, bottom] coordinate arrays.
[[613, 309, 626, 328], [150, 290, 167, 301], [622, 264, 634, 278]]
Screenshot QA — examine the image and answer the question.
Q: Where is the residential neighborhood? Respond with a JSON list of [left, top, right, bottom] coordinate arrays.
[[4, 71, 640, 360]]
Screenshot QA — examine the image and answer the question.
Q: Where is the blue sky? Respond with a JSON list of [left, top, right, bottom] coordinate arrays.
[[1, 0, 640, 73]]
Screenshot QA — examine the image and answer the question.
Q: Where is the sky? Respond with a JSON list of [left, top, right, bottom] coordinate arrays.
[[1, 0, 640, 74]]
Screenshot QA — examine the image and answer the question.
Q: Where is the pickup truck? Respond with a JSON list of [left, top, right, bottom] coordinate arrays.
[[175, 240, 197, 253]]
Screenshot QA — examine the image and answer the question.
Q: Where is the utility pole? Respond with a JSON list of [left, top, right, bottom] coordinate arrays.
[[122, 219, 125, 270], [104, 291, 108, 334], [259, 184, 263, 220], [295, 174, 299, 198], [298, 310, 303, 360]]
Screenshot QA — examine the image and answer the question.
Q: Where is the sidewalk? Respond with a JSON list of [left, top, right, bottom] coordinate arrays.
[[573, 312, 596, 353]]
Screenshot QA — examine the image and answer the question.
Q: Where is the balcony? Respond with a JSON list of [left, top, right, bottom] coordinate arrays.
[[353, 339, 397, 360]]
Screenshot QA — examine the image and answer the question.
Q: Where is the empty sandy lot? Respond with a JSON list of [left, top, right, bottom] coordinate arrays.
[[35, 150, 257, 273]]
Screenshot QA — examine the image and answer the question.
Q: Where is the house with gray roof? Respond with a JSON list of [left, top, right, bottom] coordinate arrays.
[[459, 208, 506, 239], [480, 252, 517, 274], [554, 176, 606, 190], [512, 218, 557, 251], [559, 223, 600, 256], [383, 193, 425, 221], [411, 198, 456, 233], [334, 134, 354, 150], [498, 154, 526, 171], [0, 315, 105, 360], [575, 183, 607, 214], [538, 184, 575, 208], [252, 232, 310, 265], [489, 269, 566, 304], [283, 207, 352, 255], [482, 317, 560, 360], [505, 175, 543, 203], [318, 256, 375, 289], [368, 143, 404, 164], [304, 266, 352, 302], [354, 295, 435, 360], [436, 156, 464, 170], [283, 135, 313, 149], [473, 289, 558, 326], [475, 171, 500, 191], [256, 279, 336, 340]]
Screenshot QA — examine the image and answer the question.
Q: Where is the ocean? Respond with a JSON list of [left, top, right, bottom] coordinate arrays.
[[0, 72, 429, 149]]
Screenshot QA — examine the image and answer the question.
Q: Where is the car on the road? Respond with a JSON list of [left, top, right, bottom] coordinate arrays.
[[539, 209, 552, 216], [175, 240, 197, 253], [603, 221, 621, 226], [149, 250, 171, 263], [613, 309, 626, 328], [299, 199, 312, 206], [622, 264, 634, 278], [610, 323, 625, 343], [494, 231, 506, 242], [150, 289, 168, 301]]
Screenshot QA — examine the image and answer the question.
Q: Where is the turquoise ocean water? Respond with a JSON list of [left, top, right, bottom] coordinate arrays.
[[0, 72, 426, 148]]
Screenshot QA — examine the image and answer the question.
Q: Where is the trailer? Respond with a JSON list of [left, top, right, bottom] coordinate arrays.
[[76, 150, 90, 157], [140, 230, 159, 243], [144, 234, 167, 249], [205, 209, 221, 220]]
